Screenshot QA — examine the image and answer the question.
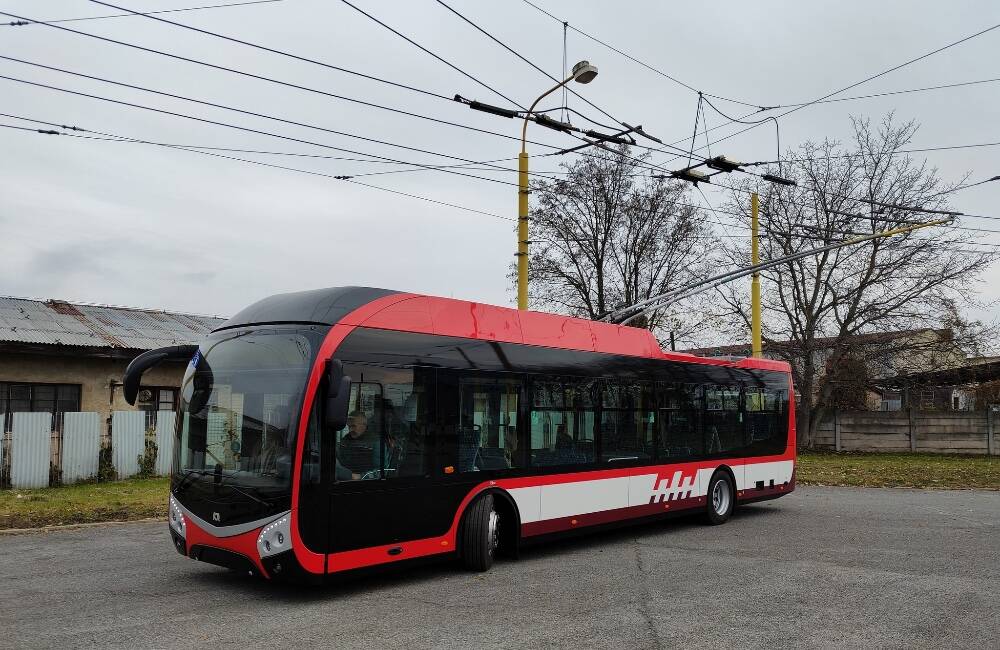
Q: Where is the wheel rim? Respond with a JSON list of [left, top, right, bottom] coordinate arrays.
[[712, 479, 731, 515], [487, 509, 500, 556]]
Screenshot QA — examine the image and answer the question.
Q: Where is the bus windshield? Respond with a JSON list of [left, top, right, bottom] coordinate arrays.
[[173, 326, 326, 497]]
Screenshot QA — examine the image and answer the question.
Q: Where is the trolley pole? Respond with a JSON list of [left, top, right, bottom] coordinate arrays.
[[750, 192, 762, 358]]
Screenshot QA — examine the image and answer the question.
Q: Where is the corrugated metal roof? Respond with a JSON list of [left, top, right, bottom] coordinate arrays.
[[0, 296, 225, 351]]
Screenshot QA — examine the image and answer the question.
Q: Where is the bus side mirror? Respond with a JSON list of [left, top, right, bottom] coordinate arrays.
[[328, 359, 344, 397], [325, 377, 352, 432], [325, 360, 351, 431], [123, 344, 198, 405]]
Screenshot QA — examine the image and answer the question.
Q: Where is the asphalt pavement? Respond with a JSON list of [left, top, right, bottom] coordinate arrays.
[[1, 486, 998, 649]]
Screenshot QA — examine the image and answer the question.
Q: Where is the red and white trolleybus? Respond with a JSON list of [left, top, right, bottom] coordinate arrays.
[[124, 287, 795, 582]]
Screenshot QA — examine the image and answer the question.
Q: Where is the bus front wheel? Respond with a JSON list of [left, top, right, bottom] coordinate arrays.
[[460, 493, 499, 572], [705, 470, 735, 525]]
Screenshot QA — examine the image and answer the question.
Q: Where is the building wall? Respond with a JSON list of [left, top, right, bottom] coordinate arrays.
[[0, 351, 187, 429]]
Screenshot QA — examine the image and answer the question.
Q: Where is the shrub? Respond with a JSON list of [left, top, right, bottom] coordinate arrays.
[[49, 461, 62, 487], [136, 434, 158, 479], [98, 445, 117, 482]]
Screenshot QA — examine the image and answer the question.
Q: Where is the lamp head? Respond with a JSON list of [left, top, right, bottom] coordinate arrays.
[[571, 60, 598, 84]]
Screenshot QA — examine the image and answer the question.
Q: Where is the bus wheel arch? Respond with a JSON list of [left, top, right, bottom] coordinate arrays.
[[457, 488, 521, 570], [488, 488, 521, 559], [705, 466, 737, 525]]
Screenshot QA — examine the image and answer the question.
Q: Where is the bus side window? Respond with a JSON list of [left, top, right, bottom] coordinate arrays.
[[529, 377, 592, 468], [705, 385, 742, 454], [456, 375, 522, 472], [600, 379, 655, 463], [657, 382, 702, 460], [746, 384, 788, 456], [334, 365, 433, 481]]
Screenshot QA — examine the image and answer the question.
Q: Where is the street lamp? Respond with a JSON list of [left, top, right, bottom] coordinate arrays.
[[516, 60, 599, 310]]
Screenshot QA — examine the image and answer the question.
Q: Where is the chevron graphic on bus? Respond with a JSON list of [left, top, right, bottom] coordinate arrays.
[[649, 470, 697, 503]]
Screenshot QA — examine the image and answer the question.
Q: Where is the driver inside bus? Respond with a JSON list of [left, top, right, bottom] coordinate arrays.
[[337, 410, 376, 477]]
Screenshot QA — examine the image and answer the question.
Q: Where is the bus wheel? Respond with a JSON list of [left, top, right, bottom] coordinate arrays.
[[705, 471, 734, 525], [461, 493, 498, 572]]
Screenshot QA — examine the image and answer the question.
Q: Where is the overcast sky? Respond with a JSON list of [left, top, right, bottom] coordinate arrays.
[[1, 0, 998, 329]]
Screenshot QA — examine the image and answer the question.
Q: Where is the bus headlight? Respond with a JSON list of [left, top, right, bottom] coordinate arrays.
[[256, 515, 291, 559], [168, 494, 186, 539]]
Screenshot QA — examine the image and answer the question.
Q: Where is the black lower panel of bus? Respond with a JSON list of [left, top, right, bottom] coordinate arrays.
[[189, 545, 260, 576], [328, 480, 477, 553], [261, 549, 323, 584]]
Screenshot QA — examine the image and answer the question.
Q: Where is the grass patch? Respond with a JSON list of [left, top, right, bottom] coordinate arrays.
[[0, 477, 169, 530], [797, 451, 1000, 490]]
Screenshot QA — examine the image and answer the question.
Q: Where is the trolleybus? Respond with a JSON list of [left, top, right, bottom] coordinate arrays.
[[123, 287, 795, 581]]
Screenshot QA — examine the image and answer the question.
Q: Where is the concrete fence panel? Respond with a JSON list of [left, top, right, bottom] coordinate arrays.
[[0, 413, 5, 481], [154, 411, 175, 476], [11, 412, 52, 488], [813, 419, 835, 449], [914, 414, 988, 454], [112, 411, 145, 479], [62, 412, 101, 484], [816, 410, 997, 455]]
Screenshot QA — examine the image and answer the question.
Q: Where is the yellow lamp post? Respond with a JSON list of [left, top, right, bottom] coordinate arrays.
[[517, 60, 599, 310], [751, 192, 762, 358]]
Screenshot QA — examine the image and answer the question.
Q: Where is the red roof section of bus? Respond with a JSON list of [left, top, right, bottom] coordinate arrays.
[[350, 294, 789, 372]]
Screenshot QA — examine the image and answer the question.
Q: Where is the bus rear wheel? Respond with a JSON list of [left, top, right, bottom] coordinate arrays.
[[460, 493, 499, 572], [705, 470, 735, 525]]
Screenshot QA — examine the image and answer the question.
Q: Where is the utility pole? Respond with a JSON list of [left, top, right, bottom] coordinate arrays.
[[457, 62, 647, 311], [517, 151, 530, 310], [515, 60, 598, 310], [751, 192, 762, 358]]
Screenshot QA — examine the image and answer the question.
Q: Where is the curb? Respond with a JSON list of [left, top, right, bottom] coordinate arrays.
[[0, 517, 166, 536]]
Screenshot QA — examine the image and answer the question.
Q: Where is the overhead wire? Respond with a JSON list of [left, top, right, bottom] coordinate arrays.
[[6, 117, 997, 256], [331, 0, 524, 109], [14, 5, 697, 168], [0, 31, 562, 150], [2, 5, 452, 102], [517, 0, 766, 109], [434, 0, 622, 126], [10, 5, 996, 238], [0, 109, 573, 175], [0, 73, 534, 188], [748, 141, 1000, 167], [0, 118, 515, 222], [766, 76, 1000, 109], [4, 0, 283, 27], [648, 19, 1000, 169], [3, 5, 640, 164]]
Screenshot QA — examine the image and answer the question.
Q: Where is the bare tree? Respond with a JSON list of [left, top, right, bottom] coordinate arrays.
[[525, 145, 715, 344], [716, 115, 998, 446]]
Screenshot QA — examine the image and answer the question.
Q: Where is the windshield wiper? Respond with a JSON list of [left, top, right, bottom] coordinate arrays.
[[173, 468, 211, 495], [217, 479, 272, 509]]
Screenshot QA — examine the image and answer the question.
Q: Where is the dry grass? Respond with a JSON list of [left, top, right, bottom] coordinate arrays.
[[0, 478, 168, 529], [797, 451, 999, 490]]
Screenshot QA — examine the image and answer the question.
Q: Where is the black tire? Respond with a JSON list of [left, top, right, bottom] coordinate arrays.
[[704, 470, 735, 525], [460, 493, 498, 572]]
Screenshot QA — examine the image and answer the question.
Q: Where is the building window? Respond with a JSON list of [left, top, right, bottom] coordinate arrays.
[[135, 386, 177, 412], [0, 382, 81, 431], [137, 387, 178, 429]]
